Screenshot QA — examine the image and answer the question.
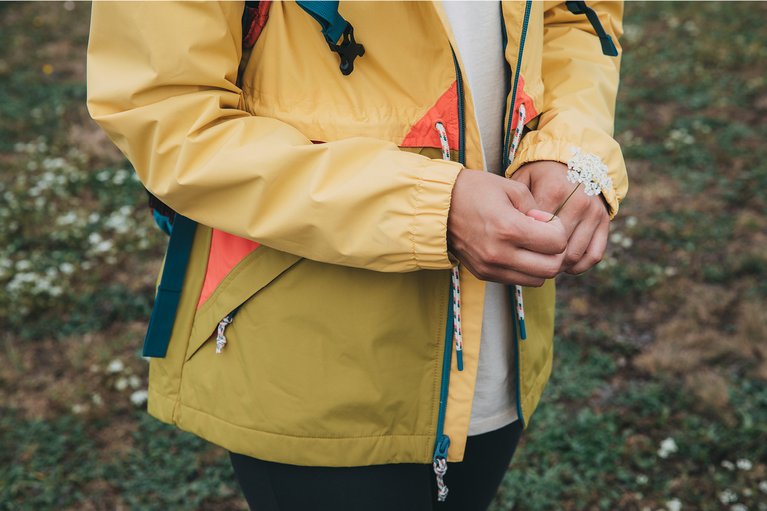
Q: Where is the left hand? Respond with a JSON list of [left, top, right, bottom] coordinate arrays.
[[510, 160, 610, 275]]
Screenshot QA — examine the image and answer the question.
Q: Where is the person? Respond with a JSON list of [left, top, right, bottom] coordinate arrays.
[[87, 1, 627, 509]]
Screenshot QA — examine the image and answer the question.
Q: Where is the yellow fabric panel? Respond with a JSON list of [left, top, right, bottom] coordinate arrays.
[[506, 1, 627, 218], [244, 2, 457, 144], [87, 1, 462, 273], [178, 255, 450, 465], [517, 279, 556, 425], [443, 268, 486, 462]]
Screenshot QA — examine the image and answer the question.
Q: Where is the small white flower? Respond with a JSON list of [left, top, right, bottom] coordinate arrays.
[[56, 211, 78, 226], [730, 505, 747, 511], [93, 239, 114, 254], [130, 389, 149, 407], [722, 460, 736, 471], [666, 498, 682, 511], [59, 262, 75, 275], [758, 481, 767, 494], [657, 437, 678, 458], [636, 474, 649, 485], [114, 377, 129, 391], [620, 237, 633, 249], [736, 459, 753, 471], [71, 403, 87, 414], [128, 375, 142, 389], [106, 358, 125, 374], [626, 216, 638, 228], [92, 394, 104, 406], [719, 489, 738, 505]]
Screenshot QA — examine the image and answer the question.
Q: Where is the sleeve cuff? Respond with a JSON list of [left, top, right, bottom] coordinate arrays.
[[410, 159, 463, 270], [505, 131, 627, 219]]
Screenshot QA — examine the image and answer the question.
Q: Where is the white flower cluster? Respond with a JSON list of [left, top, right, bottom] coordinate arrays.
[[657, 437, 678, 458], [567, 147, 613, 197]]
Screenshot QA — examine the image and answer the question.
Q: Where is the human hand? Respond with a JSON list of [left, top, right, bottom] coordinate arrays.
[[447, 169, 568, 287], [510, 161, 609, 274]]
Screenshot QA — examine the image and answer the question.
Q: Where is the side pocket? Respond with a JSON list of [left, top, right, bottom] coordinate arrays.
[[184, 246, 302, 362]]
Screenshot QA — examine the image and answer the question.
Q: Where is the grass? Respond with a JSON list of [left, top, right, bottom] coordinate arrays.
[[1, 2, 766, 510]]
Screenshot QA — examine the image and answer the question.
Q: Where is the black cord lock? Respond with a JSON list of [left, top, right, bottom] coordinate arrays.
[[328, 25, 365, 76]]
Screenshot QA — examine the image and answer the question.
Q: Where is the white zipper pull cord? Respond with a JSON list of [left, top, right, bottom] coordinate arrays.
[[435, 121, 464, 370], [508, 103, 528, 340], [215, 314, 234, 354], [433, 456, 449, 502]]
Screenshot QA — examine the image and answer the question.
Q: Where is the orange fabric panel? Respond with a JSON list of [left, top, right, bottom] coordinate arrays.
[[511, 75, 538, 130], [243, 1, 272, 49], [401, 82, 459, 150], [197, 229, 260, 309]]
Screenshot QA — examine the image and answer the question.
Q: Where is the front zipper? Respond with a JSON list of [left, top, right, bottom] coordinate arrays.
[[432, 286, 455, 502], [501, 0, 533, 428], [502, 0, 533, 170], [430, 46, 467, 503]]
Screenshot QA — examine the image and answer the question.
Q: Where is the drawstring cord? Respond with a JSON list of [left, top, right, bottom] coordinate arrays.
[[508, 104, 528, 340], [435, 121, 464, 370]]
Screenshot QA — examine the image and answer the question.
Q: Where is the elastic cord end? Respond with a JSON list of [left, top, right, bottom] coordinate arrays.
[[456, 350, 464, 371], [519, 319, 527, 341]]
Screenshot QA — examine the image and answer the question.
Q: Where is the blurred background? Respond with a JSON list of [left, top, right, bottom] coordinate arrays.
[[1, 2, 765, 510]]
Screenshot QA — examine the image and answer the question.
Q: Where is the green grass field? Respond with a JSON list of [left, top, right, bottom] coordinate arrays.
[[1, 2, 765, 510]]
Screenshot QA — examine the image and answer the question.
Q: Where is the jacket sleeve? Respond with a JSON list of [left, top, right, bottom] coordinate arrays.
[[505, 1, 628, 218], [86, 1, 462, 273]]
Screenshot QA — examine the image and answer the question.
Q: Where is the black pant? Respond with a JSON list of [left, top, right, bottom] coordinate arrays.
[[229, 420, 523, 511]]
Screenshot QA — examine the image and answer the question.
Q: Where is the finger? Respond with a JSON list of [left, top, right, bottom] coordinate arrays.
[[501, 211, 568, 255], [460, 256, 548, 287], [496, 245, 566, 280], [525, 208, 555, 222], [561, 218, 592, 271], [567, 214, 609, 275], [499, 178, 538, 214]]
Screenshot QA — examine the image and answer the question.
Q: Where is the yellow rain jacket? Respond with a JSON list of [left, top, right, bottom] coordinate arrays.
[[87, 1, 627, 467]]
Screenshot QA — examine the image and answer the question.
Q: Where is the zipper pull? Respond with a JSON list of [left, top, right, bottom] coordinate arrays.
[[432, 434, 451, 502], [215, 313, 235, 354]]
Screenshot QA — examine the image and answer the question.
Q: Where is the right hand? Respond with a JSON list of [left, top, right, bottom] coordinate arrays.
[[447, 169, 568, 287]]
